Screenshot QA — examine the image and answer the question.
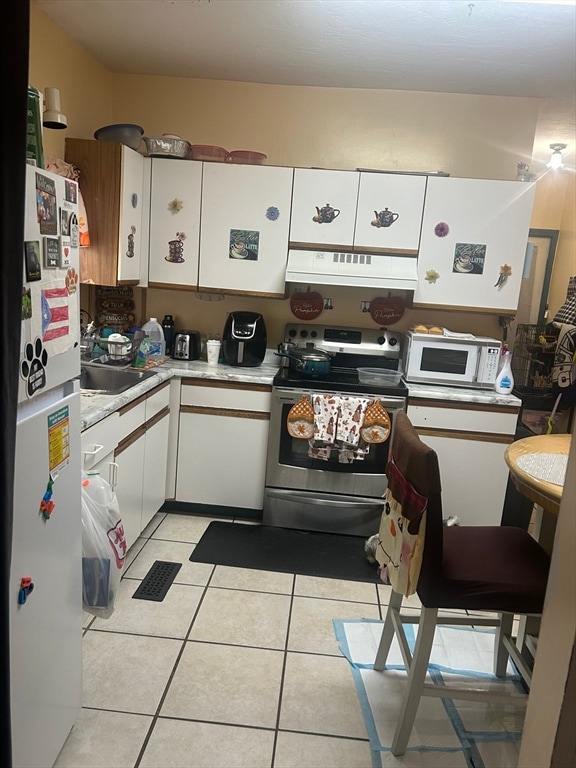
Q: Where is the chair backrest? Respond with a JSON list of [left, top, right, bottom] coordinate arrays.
[[389, 412, 444, 600]]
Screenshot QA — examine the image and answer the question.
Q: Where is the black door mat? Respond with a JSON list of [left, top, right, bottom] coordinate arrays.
[[132, 560, 182, 602], [189, 521, 380, 583]]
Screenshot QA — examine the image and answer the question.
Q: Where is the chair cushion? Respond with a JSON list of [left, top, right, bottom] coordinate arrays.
[[417, 525, 550, 614]]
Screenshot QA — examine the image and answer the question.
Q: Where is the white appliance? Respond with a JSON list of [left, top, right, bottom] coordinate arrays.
[[402, 330, 502, 389], [10, 165, 82, 768], [285, 248, 418, 290]]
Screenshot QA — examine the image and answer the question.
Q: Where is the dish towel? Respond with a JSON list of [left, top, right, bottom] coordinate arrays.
[[336, 397, 370, 446], [312, 394, 339, 443]]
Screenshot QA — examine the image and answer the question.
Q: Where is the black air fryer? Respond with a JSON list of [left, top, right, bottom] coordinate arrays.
[[222, 312, 267, 367]]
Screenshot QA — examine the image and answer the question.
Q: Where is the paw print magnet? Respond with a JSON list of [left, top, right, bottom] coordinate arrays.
[[21, 337, 48, 397]]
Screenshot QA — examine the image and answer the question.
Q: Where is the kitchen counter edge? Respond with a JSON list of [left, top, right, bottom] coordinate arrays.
[[81, 361, 522, 432], [80, 356, 280, 431]]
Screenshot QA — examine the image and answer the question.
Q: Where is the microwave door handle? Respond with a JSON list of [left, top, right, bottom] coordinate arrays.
[[265, 489, 384, 510], [473, 345, 482, 383]]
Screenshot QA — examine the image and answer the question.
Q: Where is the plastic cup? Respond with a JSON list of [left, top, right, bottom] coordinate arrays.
[[206, 339, 221, 365]]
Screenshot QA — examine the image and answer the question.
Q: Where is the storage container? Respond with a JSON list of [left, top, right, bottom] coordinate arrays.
[[357, 368, 403, 386]]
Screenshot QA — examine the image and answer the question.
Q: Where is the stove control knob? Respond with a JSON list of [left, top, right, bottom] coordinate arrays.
[[389, 337, 398, 347], [288, 329, 297, 338], [310, 331, 318, 338], [377, 335, 387, 345], [301, 330, 309, 338]]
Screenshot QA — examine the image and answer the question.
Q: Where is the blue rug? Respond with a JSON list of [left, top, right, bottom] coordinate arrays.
[[333, 619, 527, 768]]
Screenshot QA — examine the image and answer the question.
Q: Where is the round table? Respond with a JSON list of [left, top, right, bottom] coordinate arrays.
[[505, 434, 569, 516]]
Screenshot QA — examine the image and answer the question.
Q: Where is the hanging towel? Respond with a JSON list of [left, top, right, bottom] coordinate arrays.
[[336, 396, 370, 446], [312, 394, 339, 443]]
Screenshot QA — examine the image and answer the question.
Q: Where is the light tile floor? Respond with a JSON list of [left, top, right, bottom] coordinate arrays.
[[55, 512, 519, 768]]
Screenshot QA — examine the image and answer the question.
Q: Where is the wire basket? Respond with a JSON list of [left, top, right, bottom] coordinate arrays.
[[511, 323, 557, 402]]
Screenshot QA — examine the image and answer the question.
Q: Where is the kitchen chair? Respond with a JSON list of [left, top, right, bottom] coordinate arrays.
[[373, 411, 551, 756]]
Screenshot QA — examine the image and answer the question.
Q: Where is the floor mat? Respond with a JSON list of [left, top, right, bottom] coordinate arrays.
[[132, 560, 182, 601], [189, 521, 380, 582], [334, 619, 526, 768]]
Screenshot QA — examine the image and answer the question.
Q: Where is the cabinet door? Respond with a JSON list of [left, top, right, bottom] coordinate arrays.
[[114, 429, 145, 549], [142, 411, 170, 530], [354, 173, 427, 252], [290, 168, 359, 248], [148, 159, 203, 289], [414, 177, 536, 312], [117, 145, 146, 284], [199, 163, 294, 297], [419, 434, 510, 526], [176, 410, 270, 509]]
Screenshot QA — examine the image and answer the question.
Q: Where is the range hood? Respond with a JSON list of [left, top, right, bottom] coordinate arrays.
[[285, 249, 418, 290]]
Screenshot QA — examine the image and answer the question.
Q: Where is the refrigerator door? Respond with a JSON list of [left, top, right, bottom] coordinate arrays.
[[19, 165, 80, 404], [10, 389, 82, 768]]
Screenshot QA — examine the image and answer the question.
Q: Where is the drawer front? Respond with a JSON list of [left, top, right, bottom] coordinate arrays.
[[81, 412, 120, 470], [407, 403, 518, 436], [145, 381, 171, 421], [117, 399, 147, 442], [180, 380, 272, 412]]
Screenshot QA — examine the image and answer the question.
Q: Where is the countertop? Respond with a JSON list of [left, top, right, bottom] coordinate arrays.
[[81, 353, 522, 431], [80, 351, 280, 431]]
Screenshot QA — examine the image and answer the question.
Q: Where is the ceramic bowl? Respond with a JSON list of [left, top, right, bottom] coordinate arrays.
[[94, 124, 144, 151]]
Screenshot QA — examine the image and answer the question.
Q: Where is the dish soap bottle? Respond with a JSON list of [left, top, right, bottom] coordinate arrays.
[[141, 317, 166, 361], [495, 351, 514, 394]]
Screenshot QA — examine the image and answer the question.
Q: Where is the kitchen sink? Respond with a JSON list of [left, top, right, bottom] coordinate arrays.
[[79, 364, 158, 395]]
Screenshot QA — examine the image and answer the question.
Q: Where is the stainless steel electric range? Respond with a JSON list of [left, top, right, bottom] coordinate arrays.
[[263, 324, 407, 536]]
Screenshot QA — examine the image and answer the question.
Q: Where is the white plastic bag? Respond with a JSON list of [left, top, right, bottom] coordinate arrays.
[[81, 471, 126, 619]]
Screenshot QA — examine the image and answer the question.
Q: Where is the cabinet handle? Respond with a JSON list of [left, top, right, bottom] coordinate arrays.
[[83, 443, 104, 457], [108, 462, 119, 491]]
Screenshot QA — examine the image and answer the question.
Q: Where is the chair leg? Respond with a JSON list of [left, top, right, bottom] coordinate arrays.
[[391, 607, 438, 756], [494, 612, 513, 677], [374, 589, 403, 671]]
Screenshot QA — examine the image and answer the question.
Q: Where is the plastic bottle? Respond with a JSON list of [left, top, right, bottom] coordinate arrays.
[[495, 351, 514, 394], [162, 314, 175, 356], [141, 317, 166, 360]]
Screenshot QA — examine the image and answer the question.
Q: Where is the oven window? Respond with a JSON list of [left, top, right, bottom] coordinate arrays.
[[277, 402, 391, 474], [421, 347, 469, 375]]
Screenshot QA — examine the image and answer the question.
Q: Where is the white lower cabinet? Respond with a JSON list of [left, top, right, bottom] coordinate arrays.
[[114, 427, 146, 549], [81, 381, 171, 550], [176, 380, 272, 509], [142, 409, 170, 530], [407, 401, 519, 526]]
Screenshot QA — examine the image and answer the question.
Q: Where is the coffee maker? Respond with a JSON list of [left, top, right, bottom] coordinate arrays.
[[221, 312, 267, 367]]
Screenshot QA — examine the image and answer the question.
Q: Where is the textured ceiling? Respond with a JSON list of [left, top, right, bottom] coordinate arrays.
[[35, 0, 576, 157]]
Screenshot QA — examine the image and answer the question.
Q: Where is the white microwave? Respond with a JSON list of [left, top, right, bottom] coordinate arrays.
[[403, 332, 502, 389]]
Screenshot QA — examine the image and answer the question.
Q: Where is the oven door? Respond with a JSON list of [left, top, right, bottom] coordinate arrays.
[[263, 386, 406, 535]]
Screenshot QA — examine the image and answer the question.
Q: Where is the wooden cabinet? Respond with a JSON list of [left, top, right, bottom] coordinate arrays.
[[176, 379, 272, 509], [148, 158, 203, 290], [289, 168, 426, 254], [407, 400, 520, 526], [65, 138, 149, 286], [413, 177, 536, 312], [198, 163, 294, 297]]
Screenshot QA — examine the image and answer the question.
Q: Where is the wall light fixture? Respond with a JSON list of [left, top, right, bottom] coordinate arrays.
[[547, 143, 567, 170], [42, 87, 68, 130]]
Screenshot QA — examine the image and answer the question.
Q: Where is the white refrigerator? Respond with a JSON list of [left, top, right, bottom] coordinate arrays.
[[10, 164, 82, 768]]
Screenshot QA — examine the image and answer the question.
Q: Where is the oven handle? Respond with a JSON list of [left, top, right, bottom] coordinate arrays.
[[265, 489, 385, 510], [273, 389, 407, 409]]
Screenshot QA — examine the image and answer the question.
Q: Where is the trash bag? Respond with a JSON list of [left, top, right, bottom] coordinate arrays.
[[81, 471, 126, 619]]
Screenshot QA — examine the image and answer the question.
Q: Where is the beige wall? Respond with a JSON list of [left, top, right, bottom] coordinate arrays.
[[30, 2, 573, 344]]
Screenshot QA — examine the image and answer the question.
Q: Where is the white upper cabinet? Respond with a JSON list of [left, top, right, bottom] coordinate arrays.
[[199, 163, 294, 297], [289, 168, 427, 254], [290, 168, 360, 248], [148, 159, 203, 289], [413, 177, 536, 312], [118, 146, 147, 283], [354, 173, 427, 252]]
